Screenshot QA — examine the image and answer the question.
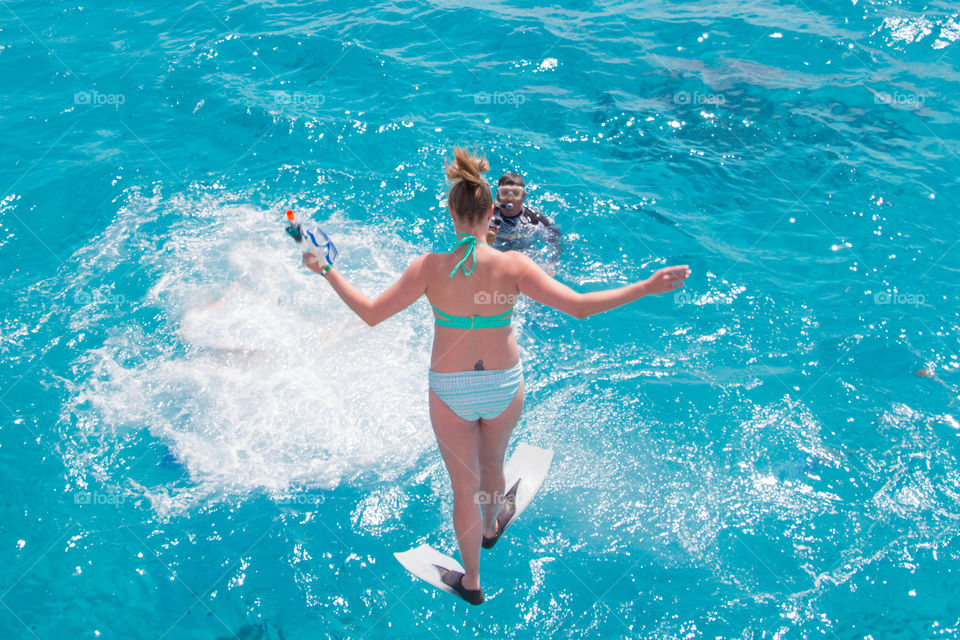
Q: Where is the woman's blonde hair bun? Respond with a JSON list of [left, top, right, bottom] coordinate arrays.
[[445, 146, 490, 186]]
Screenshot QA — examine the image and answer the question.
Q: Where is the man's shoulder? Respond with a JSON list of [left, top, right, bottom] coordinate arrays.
[[522, 206, 553, 226]]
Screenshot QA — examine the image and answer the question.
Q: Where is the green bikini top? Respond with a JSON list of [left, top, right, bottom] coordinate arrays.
[[431, 233, 515, 330]]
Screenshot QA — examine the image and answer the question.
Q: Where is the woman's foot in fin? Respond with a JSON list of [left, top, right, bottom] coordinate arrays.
[[481, 482, 518, 549], [438, 569, 484, 605], [481, 518, 501, 549]]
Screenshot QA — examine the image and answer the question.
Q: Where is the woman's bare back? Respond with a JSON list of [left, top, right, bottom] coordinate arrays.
[[424, 245, 522, 372]]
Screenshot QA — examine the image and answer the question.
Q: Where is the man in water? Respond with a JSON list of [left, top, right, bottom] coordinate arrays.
[[485, 173, 562, 266]]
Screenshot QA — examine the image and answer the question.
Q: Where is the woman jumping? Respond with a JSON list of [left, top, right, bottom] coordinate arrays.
[[302, 147, 691, 604]]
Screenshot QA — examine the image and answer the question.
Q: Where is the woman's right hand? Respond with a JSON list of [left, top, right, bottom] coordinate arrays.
[[302, 252, 330, 274], [643, 265, 691, 295]]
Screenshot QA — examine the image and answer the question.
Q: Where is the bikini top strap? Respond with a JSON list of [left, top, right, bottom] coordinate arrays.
[[448, 233, 488, 278]]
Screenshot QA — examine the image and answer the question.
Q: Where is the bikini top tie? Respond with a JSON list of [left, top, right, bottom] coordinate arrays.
[[447, 233, 488, 277]]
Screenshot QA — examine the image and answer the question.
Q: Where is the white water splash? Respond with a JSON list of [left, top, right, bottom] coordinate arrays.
[[58, 187, 437, 514]]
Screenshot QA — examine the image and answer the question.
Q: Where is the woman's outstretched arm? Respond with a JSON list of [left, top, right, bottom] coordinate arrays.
[[303, 253, 428, 327], [513, 251, 690, 319]]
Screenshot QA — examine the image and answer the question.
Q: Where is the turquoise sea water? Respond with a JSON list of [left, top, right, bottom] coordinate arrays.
[[2, 0, 959, 637]]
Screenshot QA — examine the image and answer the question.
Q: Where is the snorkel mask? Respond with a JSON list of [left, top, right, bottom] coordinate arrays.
[[494, 184, 524, 212]]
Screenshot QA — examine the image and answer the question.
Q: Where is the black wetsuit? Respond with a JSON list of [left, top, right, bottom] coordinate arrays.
[[492, 205, 562, 262], [493, 204, 558, 242]]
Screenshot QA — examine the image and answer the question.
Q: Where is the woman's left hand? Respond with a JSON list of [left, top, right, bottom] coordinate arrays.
[[302, 253, 329, 274]]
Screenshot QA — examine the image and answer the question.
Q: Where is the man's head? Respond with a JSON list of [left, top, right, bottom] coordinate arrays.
[[495, 172, 526, 215]]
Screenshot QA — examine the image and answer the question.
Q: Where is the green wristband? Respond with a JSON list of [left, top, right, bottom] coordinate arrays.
[[320, 263, 332, 277]]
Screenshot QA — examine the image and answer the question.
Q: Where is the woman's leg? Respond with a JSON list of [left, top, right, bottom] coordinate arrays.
[[429, 388, 484, 590], [477, 379, 525, 538]]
